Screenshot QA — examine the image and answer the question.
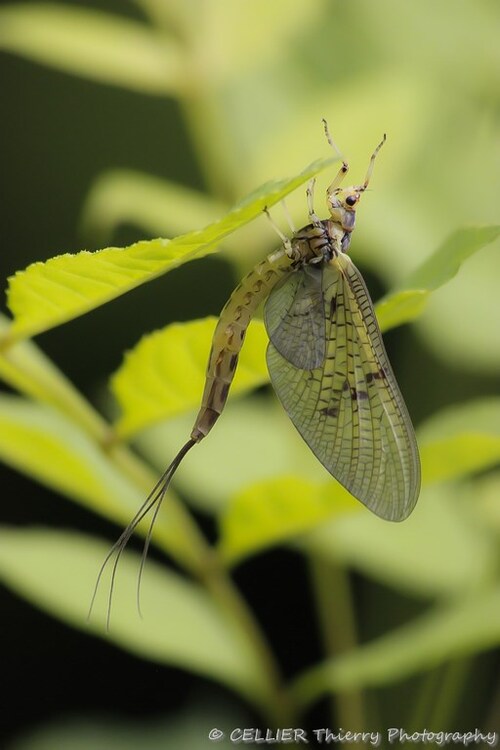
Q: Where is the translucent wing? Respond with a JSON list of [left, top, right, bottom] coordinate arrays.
[[266, 253, 420, 521], [264, 264, 325, 369]]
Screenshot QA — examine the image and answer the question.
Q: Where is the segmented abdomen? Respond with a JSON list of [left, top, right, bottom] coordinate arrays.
[[191, 248, 293, 440]]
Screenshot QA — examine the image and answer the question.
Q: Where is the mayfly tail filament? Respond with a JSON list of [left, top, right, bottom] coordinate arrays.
[[89, 438, 196, 629]]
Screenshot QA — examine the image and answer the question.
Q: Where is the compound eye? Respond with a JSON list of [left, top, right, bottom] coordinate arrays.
[[345, 194, 358, 207]]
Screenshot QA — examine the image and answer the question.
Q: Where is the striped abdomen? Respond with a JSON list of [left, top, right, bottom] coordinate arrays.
[[191, 248, 294, 441]]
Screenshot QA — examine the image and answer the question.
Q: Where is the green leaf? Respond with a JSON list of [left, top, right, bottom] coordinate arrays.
[[0, 4, 185, 96], [423, 434, 500, 486], [0, 313, 113, 440], [290, 585, 500, 707], [114, 318, 267, 436], [217, 398, 500, 580], [375, 290, 428, 332], [405, 226, 500, 290], [219, 476, 359, 565], [81, 171, 227, 241], [0, 394, 196, 568], [136, 398, 326, 513], [5, 158, 333, 342], [0, 314, 75, 404], [10, 704, 247, 750], [112, 318, 269, 438], [0, 528, 269, 708], [419, 397, 500, 484], [473, 471, 500, 535], [304, 484, 496, 599], [375, 225, 500, 332], [0, 394, 136, 512]]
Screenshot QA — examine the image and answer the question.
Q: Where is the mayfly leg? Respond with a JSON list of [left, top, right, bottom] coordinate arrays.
[[306, 178, 323, 228], [263, 206, 293, 253], [280, 200, 296, 234]]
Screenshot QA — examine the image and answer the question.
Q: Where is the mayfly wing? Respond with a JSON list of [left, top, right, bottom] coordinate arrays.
[[266, 252, 420, 521], [264, 264, 326, 370]]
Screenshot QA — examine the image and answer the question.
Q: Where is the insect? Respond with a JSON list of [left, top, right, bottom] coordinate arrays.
[[91, 121, 420, 624]]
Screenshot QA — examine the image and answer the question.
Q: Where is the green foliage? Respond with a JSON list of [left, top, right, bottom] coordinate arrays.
[[0, 4, 184, 95], [420, 398, 500, 484], [5, 158, 332, 341], [291, 585, 500, 704], [0, 0, 499, 738], [218, 399, 500, 579], [8, 707, 245, 750], [302, 483, 497, 599], [0, 529, 269, 708], [0, 394, 137, 512], [219, 477, 360, 565], [112, 318, 269, 438], [135, 400, 326, 513], [0, 174, 498, 716], [375, 226, 500, 331], [80, 172, 227, 242]]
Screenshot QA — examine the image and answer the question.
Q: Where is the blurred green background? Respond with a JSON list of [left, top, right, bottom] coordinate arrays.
[[0, 0, 499, 747]]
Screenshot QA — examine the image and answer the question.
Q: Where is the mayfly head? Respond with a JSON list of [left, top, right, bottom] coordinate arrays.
[[321, 118, 386, 232], [327, 187, 362, 232]]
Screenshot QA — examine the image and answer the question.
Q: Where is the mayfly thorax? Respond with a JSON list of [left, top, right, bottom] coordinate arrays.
[[90, 121, 421, 626]]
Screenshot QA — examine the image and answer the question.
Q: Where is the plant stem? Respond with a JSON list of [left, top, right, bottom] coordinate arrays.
[[0, 316, 110, 442], [0, 322, 289, 724], [108, 437, 291, 721], [401, 667, 442, 750], [201, 553, 292, 724], [427, 658, 472, 729], [401, 659, 472, 750], [309, 554, 366, 732]]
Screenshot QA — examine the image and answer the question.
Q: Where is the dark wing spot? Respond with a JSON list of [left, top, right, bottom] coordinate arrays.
[[366, 368, 386, 383], [348, 387, 368, 401], [320, 405, 339, 418], [330, 295, 337, 319]]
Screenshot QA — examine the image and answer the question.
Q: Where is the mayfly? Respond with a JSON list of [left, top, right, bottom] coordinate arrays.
[[91, 121, 420, 623]]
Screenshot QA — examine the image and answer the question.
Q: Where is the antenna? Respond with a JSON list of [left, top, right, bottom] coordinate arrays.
[[361, 134, 386, 191]]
